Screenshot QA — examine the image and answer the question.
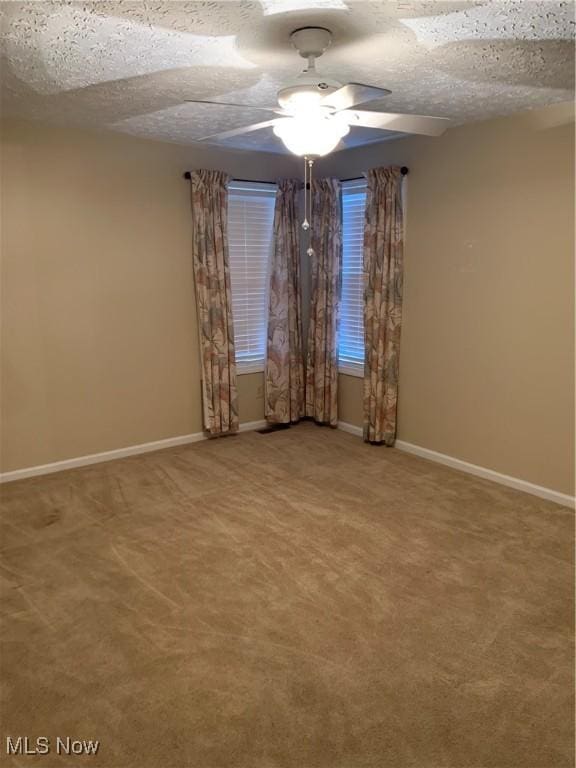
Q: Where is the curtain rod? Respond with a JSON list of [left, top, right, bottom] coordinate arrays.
[[182, 173, 276, 183], [183, 167, 409, 182], [341, 167, 409, 181]]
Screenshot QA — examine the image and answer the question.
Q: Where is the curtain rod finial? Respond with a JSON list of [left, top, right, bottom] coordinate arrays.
[[184, 171, 191, 180], [400, 166, 409, 175]]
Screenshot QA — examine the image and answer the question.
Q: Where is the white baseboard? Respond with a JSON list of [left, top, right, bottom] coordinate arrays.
[[238, 419, 267, 433], [337, 421, 363, 438], [337, 421, 574, 509], [4, 418, 572, 509], [0, 420, 268, 484]]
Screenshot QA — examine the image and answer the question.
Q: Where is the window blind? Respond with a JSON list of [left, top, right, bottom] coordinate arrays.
[[228, 181, 276, 374], [339, 178, 367, 376]]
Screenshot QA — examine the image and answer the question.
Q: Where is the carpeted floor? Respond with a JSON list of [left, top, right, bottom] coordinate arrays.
[[0, 423, 574, 768]]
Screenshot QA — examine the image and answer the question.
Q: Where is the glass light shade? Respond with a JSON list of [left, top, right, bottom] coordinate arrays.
[[273, 115, 350, 157]]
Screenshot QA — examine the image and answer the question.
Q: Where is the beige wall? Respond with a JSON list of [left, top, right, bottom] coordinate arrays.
[[320, 105, 575, 496], [237, 372, 265, 423], [0, 118, 296, 472], [338, 373, 363, 428], [2, 108, 574, 495]]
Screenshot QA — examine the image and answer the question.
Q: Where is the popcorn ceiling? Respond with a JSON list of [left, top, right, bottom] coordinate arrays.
[[0, 0, 573, 154]]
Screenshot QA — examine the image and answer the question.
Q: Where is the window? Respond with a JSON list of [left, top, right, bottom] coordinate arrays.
[[339, 178, 367, 376], [228, 181, 276, 373]]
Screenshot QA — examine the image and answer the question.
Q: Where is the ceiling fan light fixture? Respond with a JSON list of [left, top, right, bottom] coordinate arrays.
[[273, 115, 349, 156]]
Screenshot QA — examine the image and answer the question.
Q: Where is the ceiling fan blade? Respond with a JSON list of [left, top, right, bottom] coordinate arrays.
[[344, 110, 450, 137], [322, 83, 392, 112], [184, 99, 285, 115], [195, 119, 281, 142]]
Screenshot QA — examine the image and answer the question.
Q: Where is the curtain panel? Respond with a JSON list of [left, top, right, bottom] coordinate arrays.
[[189, 170, 239, 436], [265, 179, 305, 424], [305, 178, 342, 426], [363, 166, 404, 445]]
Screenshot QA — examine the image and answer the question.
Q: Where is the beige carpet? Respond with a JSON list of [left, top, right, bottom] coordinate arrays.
[[0, 423, 573, 768]]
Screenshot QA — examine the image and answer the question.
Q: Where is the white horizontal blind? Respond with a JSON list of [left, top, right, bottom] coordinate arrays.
[[228, 181, 276, 373], [339, 178, 367, 376]]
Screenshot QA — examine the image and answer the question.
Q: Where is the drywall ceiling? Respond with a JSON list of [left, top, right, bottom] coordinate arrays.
[[0, 0, 574, 155]]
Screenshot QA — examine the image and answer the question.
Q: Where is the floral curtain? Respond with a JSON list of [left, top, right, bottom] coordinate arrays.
[[190, 170, 239, 436], [363, 166, 404, 445], [305, 178, 342, 426], [265, 179, 305, 424]]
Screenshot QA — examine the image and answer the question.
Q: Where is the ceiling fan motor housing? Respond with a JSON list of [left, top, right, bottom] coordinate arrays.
[[277, 72, 341, 110]]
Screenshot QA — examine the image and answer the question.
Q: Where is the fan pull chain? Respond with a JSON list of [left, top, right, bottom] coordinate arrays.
[[302, 156, 309, 232], [306, 158, 315, 257]]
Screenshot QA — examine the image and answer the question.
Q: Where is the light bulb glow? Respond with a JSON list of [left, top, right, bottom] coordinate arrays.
[[273, 115, 350, 157], [285, 91, 324, 114]]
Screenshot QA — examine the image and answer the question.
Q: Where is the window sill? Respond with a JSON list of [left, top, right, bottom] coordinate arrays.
[[338, 364, 363, 379], [237, 365, 265, 375]]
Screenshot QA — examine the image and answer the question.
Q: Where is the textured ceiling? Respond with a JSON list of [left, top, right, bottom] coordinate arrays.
[[0, 0, 574, 155]]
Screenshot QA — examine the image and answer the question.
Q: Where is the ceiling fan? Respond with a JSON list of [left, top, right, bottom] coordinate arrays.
[[185, 26, 450, 156]]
